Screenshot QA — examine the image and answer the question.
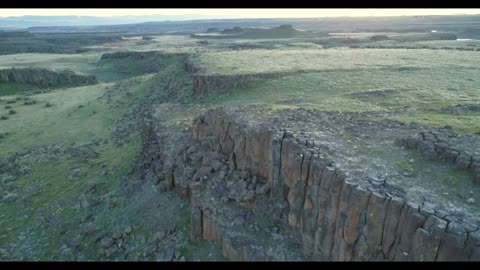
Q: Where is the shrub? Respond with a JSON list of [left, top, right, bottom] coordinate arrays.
[[5, 105, 12, 109], [407, 107, 417, 117], [1, 115, 9, 120], [45, 102, 53, 107], [24, 100, 36, 105], [370, 35, 389, 41], [8, 109, 16, 115]]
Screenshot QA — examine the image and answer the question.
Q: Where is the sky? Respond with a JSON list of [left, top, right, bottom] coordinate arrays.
[[0, 9, 480, 19]]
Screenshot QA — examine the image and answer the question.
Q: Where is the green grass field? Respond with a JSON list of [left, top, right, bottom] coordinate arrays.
[[0, 53, 100, 73], [0, 45, 216, 260], [195, 48, 480, 75]]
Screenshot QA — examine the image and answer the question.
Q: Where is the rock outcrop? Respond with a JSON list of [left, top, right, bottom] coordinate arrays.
[[184, 56, 206, 74], [399, 130, 480, 185], [0, 67, 97, 88], [141, 107, 480, 261], [442, 104, 480, 114], [184, 56, 298, 97], [100, 51, 186, 61], [99, 51, 188, 75], [192, 72, 289, 97]]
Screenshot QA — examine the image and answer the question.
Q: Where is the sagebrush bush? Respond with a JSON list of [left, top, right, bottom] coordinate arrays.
[[24, 99, 36, 105]]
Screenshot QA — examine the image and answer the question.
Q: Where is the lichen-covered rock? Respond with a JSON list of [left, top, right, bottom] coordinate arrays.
[[443, 150, 459, 163], [405, 135, 422, 149], [455, 154, 472, 170]]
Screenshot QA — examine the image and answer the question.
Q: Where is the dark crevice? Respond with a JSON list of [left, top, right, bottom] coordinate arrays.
[[434, 219, 450, 261], [316, 170, 334, 251], [275, 132, 287, 198], [311, 166, 325, 236], [231, 152, 237, 170], [296, 152, 306, 227], [171, 168, 176, 188], [223, 121, 231, 144], [386, 200, 406, 258], [352, 233, 367, 260], [299, 152, 312, 230], [328, 178, 345, 260], [301, 153, 312, 221], [379, 197, 392, 249], [340, 182, 355, 255]]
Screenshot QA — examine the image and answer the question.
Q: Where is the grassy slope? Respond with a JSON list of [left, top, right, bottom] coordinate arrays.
[[0, 53, 100, 73], [0, 82, 40, 96], [0, 49, 222, 260], [0, 82, 116, 156], [0, 76, 143, 258]]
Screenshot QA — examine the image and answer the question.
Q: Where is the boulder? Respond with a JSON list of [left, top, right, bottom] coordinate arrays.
[[405, 135, 422, 149], [455, 155, 472, 170], [192, 166, 213, 181], [416, 140, 435, 153], [434, 142, 449, 153], [210, 160, 224, 171], [443, 150, 459, 163], [2, 193, 18, 203], [124, 226, 133, 235], [100, 236, 115, 248]]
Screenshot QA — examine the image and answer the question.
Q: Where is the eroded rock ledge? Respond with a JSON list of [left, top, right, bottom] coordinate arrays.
[[100, 51, 187, 61], [141, 106, 480, 261], [191, 72, 290, 97], [184, 55, 297, 97], [0, 67, 97, 88], [399, 130, 480, 185]]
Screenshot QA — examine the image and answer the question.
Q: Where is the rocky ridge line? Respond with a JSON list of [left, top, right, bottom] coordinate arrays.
[[0, 67, 97, 88], [399, 130, 480, 185], [140, 107, 480, 261]]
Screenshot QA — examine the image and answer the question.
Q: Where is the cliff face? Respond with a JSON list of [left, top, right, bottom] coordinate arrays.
[[184, 56, 206, 74], [99, 51, 188, 77], [184, 55, 295, 97], [141, 107, 480, 261], [0, 68, 97, 88], [192, 73, 287, 97], [100, 51, 187, 61]]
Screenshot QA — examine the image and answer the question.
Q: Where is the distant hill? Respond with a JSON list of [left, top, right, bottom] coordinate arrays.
[[191, 25, 321, 39], [0, 15, 217, 29], [0, 31, 124, 55], [18, 15, 480, 35]]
